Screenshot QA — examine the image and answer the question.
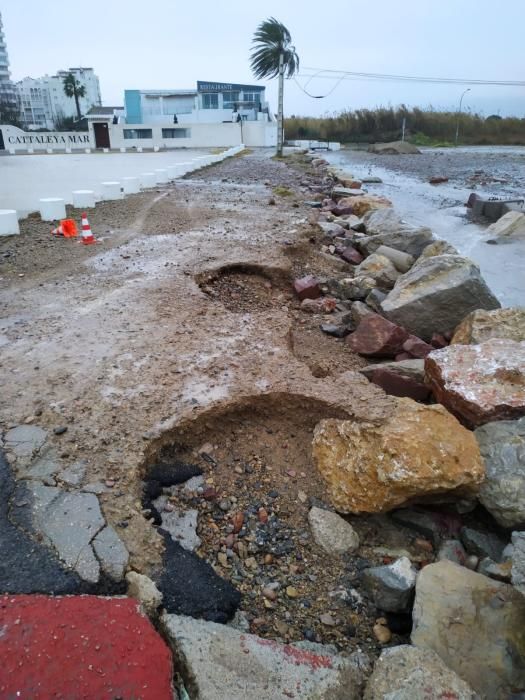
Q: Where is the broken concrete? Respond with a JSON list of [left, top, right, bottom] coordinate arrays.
[[92, 525, 129, 581], [161, 613, 368, 699]]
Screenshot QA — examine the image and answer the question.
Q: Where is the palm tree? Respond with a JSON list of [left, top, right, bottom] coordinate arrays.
[[250, 17, 299, 156], [62, 73, 86, 122]]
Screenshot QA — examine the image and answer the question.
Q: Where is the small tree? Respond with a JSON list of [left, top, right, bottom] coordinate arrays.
[[250, 17, 299, 156], [63, 73, 86, 121]]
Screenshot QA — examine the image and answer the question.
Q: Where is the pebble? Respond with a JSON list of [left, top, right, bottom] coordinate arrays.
[[319, 613, 336, 627], [262, 587, 277, 601], [232, 512, 244, 533], [53, 426, 68, 435], [219, 499, 231, 512], [298, 490, 307, 503], [286, 586, 299, 598], [258, 507, 269, 524], [373, 619, 392, 644], [465, 554, 479, 570]]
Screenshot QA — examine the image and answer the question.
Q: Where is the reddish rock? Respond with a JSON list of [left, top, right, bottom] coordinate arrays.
[[403, 335, 434, 358], [425, 338, 525, 427], [332, 205, 354, 217], [369, 368, 431, 401], [429, 176, 449, 185], [395, 352, 413, 361], [341, 246, 364, 265], [0, 595, 173, 699], [346, 313, 410, 357], [431, 333, 449, 349], [293, 276, 321, 301], [231, 512, 244, 533], [202, 486, 218, 500], [300, 297, 337, 313]]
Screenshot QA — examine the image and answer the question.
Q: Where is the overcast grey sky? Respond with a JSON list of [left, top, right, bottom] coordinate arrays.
[[2, 0, 524, 117]]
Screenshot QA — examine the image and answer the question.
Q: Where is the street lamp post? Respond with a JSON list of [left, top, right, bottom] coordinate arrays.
[[455, 88, 471, 146]]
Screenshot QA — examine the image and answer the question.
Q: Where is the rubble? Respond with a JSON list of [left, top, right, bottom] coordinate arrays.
[[361, 557, 417, 612], [346, 313, 409, 357]]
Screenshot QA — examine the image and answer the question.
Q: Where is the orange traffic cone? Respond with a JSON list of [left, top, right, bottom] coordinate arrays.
[[51, 223, 64, 236], [51, 219, 78, 238], [80, 213, 96, 245]]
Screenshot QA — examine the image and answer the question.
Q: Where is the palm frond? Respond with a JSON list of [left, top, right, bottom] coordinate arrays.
[[250, 17, 299, 80]]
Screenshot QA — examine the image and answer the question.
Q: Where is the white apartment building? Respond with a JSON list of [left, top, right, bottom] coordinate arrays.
[[0, 12, 16, 109], [16, 67, 102, 129]]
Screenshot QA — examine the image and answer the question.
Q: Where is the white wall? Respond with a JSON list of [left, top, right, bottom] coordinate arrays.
[[1, 120, 277, 152], [89, 121, 277, 149]]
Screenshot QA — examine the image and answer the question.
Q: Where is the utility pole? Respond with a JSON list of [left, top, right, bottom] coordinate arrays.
[[455, 88, 471, 146], [277, 52, 284, 157], [401, 117, 406, 142]]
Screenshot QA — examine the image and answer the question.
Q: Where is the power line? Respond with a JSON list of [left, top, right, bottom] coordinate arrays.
[[297, 67, 525, 88]]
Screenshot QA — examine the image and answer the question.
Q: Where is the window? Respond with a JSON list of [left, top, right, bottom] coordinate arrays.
[[222, 91, 239, 109], [243, 92, 261, 105], [162, 128, 190, 139], [123, 129, 153, 140], [202, 93, 218, 109]]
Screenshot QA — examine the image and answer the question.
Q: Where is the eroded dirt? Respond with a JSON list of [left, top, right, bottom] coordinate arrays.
[[0, 150, 397, 652]]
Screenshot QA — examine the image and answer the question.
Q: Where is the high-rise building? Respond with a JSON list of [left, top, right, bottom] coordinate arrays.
[[17, 67, 102, 129], [0, 11, 17, 109]]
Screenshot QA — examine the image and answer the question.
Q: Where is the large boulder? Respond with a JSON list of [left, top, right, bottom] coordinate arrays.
[[364, 646, 477, 700], [357, 210, 434, 258], [312, 398, 484, 514], [337, 195, 392, 218], [380, 255, 501, 341], [368, 141, 421, 155], [355, 253, 400, 290], [411, 561, 525, 698], [346, 313, 409, 357], [487, 210, 525, 239], [475, 417, 525, 528], [374, 245, 415, 273], [161, 613, 368, 699], [451, 308, 525, 345], [425, 339, 525, 427]]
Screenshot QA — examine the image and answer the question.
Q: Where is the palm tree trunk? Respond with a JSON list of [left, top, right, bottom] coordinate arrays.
[[277, 52, 284, 157], [74, 91, 81, 122]]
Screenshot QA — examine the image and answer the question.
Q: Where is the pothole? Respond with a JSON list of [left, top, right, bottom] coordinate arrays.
[[196, 264, 296, 313], [141, 393, 411, 655]]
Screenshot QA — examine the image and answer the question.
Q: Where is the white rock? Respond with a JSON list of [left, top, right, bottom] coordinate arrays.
[[308, 506, 360, 555]]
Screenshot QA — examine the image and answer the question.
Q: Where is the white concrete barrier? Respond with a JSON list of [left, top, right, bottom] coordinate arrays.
[[141, 172, 156, 188], [39, 198, 66, 221], [101, 181, 122, 200], [0, 209, 20, 236], [72, 190, 96, 208], [154, 168, 169, 183], [123, 176, 140, 194]]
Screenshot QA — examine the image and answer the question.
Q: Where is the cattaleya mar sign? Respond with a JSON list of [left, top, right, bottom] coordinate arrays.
[[7, 132, 90, 145]]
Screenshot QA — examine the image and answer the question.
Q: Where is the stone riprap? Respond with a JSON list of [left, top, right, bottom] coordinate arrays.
[[475, 417, 525, 528], [425, 339, 525, 427], [312, 398, 484, 514], [381, 255, 501, 341], [412, 561, 525, 698], [451, 307, 525, 345]]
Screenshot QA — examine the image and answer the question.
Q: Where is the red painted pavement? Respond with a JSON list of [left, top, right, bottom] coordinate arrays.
[[0, 595, 173, 699]]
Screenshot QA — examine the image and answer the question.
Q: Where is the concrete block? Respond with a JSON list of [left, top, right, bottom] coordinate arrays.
[[141, 172, 155, 188], [101, 181, 122, 200], [122, 176, 140, 194], [39, 198, 66, 221], [154, 168, 169, 183], [0, 209, 20, 236], [72, 190, 95, 208]]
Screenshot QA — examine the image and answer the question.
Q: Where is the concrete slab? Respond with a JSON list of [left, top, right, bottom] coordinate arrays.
[[3, 425, 48, 458], [161, 613, 366, 699], [0, 149, 213, 216], [92, 524, 129, 581], [0, 595, 173, 699]]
